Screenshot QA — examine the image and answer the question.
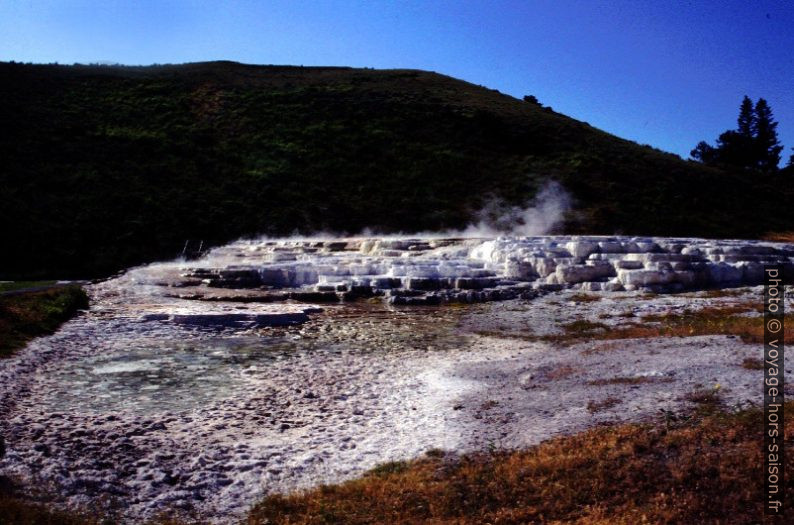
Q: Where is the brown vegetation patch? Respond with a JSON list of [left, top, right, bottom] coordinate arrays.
[[763, 231, 794, 243], [740, 357, 764, 370], [588, 376, 672, 386], [545, 304, 792, 345], [698, 288, 749, 298], [473, 330, 535, 341], [569, 293, 602, 303], [586, 397, 622, 412], [683, 387, 724, 411], [479, 400, 499, 411], [532, 364, 582, 382], [580, 341, 626, 356], [248, 403, 793, 524]]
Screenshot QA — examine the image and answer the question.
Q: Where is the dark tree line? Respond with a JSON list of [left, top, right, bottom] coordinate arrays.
[[691, 96, 790, 173]]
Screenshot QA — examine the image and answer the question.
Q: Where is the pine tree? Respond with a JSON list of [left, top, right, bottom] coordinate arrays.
[[737, 95, 755, 137], [691, 96, 785, 172], [753, 98, 783, 172]]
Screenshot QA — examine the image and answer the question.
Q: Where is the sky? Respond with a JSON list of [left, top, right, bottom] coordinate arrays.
[[1, 0, 793, 163]]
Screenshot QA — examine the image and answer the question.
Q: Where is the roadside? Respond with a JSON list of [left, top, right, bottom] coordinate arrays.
[[0, 283, 92, 522], [0, 285, 89, 358], [0, 280, 91, 297]]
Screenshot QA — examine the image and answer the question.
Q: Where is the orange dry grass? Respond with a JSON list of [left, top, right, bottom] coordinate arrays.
[[546, 304, 793, 346], [248, 404, 793, 524], [762, 231, 794, 243]]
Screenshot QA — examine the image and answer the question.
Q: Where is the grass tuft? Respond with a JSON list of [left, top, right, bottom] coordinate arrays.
[[586, 397, 622, 412], [569, 293, 602, 303], [740, 357, 764, 370]]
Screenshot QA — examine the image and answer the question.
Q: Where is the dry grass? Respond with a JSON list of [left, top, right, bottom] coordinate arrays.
[[740, 357, 765, 370], [545, 364, 581, 381], [569, 293, 602, 303], [473, 330, 535, 341], [248, 402, 793, 524], [588, 376, 672, 386], [479, 400, 500, 411], [559, 319, 609, 334], [545, 304, 793, 346], [683, 386, 724, 410], [586, 397, 622, 412], [763, 231, 794, 243], [698, 288, 749, 298], [641, 302, 763, 320], [580, 341, 627, 356]]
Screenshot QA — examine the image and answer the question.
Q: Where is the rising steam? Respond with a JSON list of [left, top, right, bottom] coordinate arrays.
[[197, 180, 573, 258], [453, 180, 571, 237]]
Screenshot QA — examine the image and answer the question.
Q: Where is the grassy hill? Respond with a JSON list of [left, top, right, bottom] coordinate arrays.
[[1, 60, 792, 278]]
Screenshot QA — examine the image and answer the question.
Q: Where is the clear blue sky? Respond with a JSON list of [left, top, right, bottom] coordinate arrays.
[[2, 0, 792, 163]]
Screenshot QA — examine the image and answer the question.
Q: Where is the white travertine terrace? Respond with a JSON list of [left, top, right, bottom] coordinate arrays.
[[180, 236, 794, 304]]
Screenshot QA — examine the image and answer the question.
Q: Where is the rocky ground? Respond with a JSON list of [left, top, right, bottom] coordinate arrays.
[[0, 236, 791, 522]]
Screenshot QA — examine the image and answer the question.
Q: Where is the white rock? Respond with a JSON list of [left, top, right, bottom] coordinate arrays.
[[545, 273, 561, 285], [597, 241, 624, 253], [635, 241, 661, 253], [504, 260, 537, 280], [617, 260, 644, 270], [555, 262, 614, 284], [707, 263, 743, 284], [738, 261, 765, 284], [529, 256, 557, 277], [566, 240, 599, 259], [681, 247, 702, 256], [618, 269, 676, 287]]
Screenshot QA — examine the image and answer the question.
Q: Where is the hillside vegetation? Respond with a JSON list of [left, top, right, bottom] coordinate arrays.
[[1, 61, 792, 278]]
